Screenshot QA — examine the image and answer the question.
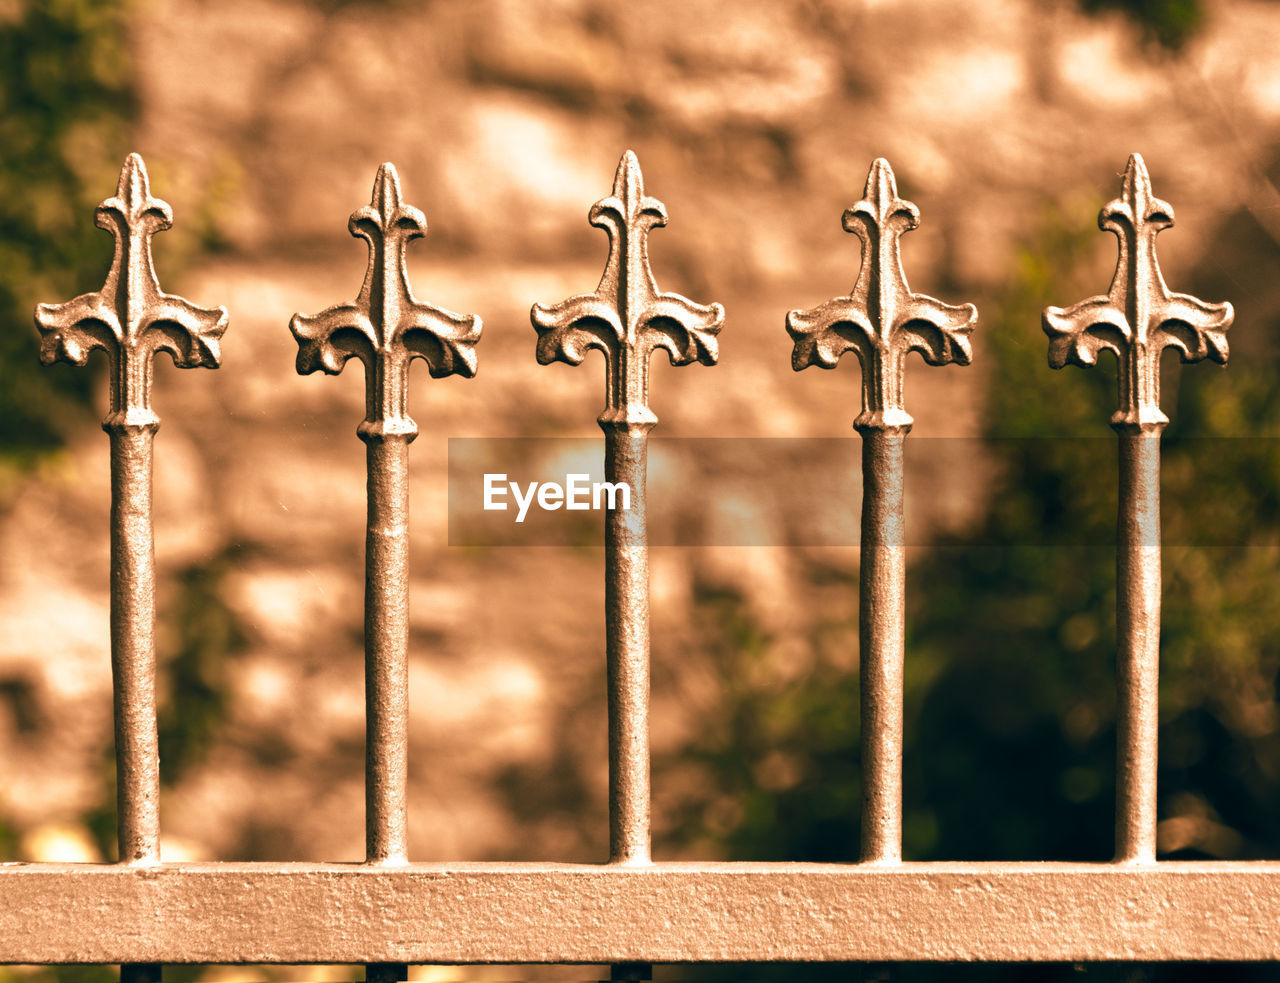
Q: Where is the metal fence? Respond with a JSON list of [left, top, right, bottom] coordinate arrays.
[[3, 147, 1274, 979]]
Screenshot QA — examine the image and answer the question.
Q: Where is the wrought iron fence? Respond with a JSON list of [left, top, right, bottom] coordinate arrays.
[[4, 147, 1274, 980]]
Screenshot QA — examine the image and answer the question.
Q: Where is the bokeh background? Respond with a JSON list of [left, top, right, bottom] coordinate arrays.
[[5, 0, 1280, 980]]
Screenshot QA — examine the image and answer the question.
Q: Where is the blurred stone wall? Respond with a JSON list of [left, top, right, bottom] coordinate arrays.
[[4, 0, 1280, 867]]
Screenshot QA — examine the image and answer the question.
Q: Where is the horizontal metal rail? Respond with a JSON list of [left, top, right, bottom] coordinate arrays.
[[2, 862, 1280, 964]]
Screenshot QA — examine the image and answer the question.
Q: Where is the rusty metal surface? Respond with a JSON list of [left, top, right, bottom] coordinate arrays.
[[1043, 154, 1233, 864], [33, 154, 228, 867], [532, 151, 723, 865], [786, 159, 976, 863], [4, 862, 1280, 963], [290, 163, 481, 869]]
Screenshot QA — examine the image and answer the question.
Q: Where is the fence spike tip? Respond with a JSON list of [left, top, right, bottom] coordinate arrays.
[[615, 149, 642, 190], [1124, 152, 1149, 192], [788, 158, 975, 431], [372, 161, 403, 214], [35, 155, 226, 422], [291, 163, 479, 439], [533, 155, 721, 429], [117, 153, 151, 205], [864, 157, 897, 210], [1044, 155, 1230, 432]]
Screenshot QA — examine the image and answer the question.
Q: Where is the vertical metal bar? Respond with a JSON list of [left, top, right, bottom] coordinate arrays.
[[1115, 428, 1162, 864], [114, 447, 164, 983], [361, 433, 412, 983], [533, 150, 721, 890], [787, 158, 975, 864], [1044, 154, 1232, 865], [858, 427, 907, 864], [292, 163, 479, 983], [291, 169, 477, 983], [363, 433, 411, 864], [36, 155, 227, 983], [107, 422, 161, 865], [604, 426, 652, 865]]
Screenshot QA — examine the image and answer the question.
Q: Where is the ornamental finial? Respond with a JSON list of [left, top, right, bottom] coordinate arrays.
[[290, 162, 482, 442], [531, 150, 724, 430], [34, 153, 228, 430], [786, 158, 976, 433], [1043, 154, 1233, 432]]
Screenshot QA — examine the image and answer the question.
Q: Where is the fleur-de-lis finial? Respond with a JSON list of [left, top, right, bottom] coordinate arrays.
[[291, 162, 481, 442], [35, 153, 228, 429], [1043, 153, 1233, 432], [531, 150, 724, 430], [786, 158, 976, 433]]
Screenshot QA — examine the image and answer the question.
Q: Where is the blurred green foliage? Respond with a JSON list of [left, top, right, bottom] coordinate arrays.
[[1078, 0, 1206, 50], [0, 0, 135, 469], [157, 552, 244, 787], [907, 207, 1280, 870]]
